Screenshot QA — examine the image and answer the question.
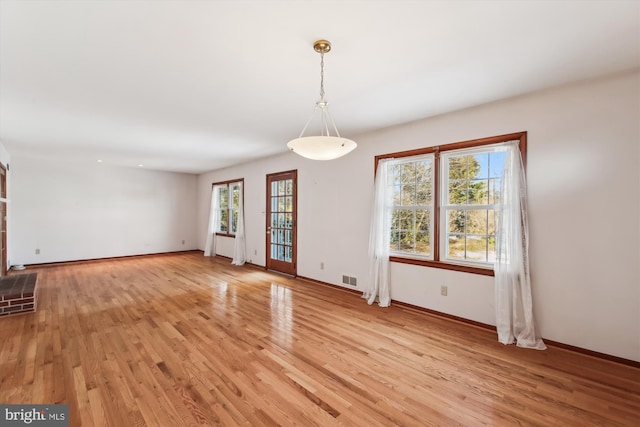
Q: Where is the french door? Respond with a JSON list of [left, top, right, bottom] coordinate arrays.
[[266, 170, 297, 276]]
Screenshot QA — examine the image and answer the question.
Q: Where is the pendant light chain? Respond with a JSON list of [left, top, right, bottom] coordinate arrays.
[[319, 52, 325, 100]]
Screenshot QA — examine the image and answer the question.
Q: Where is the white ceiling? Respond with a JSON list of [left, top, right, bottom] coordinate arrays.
[[1, 1, 638, 174]]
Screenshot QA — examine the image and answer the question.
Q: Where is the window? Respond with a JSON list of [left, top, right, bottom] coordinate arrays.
[[441, 147, 506, 264], [213, 179, 243, 236], [376, 132, 526, 276], [388, 155, 434, 257]]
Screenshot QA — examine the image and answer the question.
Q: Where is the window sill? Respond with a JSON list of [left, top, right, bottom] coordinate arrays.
[[215, 233, 236, 238], [389, 256, 495, 276]]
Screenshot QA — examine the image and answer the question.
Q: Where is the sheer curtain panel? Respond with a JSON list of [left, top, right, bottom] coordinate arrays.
[[204, 186, 220, 257], [232, 182, 246, 265], [364, 159, 392, 307], [495, 142, 546, 350]]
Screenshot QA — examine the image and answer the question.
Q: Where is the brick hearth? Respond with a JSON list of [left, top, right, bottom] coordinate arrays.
[[0, 273, 38, 316]]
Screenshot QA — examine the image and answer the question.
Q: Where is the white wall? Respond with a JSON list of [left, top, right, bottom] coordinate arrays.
[[198, 70, 640, 362], [10, 156, 198, 265]]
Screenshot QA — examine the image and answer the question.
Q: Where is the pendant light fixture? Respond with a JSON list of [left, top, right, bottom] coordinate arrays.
[[287, 40, 357, 161]]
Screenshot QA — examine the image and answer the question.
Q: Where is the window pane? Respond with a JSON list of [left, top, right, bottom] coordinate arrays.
[[447, 234, 465, 259], [468, 180, 488, 204], [401, 184, 416, 205], [488, 210, 498, 235], [285, 230, 292, 245], [415, 232, 430, 255], [232, 185, 240, 208], [466, 209, 488, 234], [415, 209, 430, 232], [278, 181, 285, 196], [271, 197, 278, 212], [231, 209, 238, 233], [392, 184, 402, 205], [399, 232, 414, 252], [390, 231, 400, 251], [466, 236, 488, 262], [284, 213, 293, 228], [271, 229, 278, 244], [219, 188, 228, 208], [488, 178, 502, 204], [220, 210, 228, 232], [415, 159, 432, 183], [467, 155, 482, 180], [285, 196, 292, 212], [285, 246, 292, 262], [387, 157, 434, 259], [473, 153, 488, 179], [390, 210, 399, 230], [489, 152, 507, 178], [401, 163, 415, 184], [416, 183, 431, 205], [398, 209, 413, 230], [448, 156, 468, 180], [448, 180, 467, 204], [285, 179, 293, 195], [447, 209, 465, 234], [277, 213, 285, 228], [271, 214, 278, 228], [389, 164, 401, 186], [278, 197, 285, 212]]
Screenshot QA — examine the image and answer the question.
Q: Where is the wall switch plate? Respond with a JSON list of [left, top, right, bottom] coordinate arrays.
[[441, 285, 448, 296]]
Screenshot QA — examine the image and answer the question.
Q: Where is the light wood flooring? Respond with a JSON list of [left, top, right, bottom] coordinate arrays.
[[0, 252, 638, 426]]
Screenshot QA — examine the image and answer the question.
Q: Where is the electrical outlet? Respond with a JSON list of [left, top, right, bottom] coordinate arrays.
[[181, 240, 185, 245], [320, 262, 324, 270], [35, 249, 40, 255], [254, 249, 258, 255], [441, 285, 448, 296]]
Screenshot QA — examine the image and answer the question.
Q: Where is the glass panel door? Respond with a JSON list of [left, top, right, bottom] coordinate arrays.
[[266, 170, 297, 276]]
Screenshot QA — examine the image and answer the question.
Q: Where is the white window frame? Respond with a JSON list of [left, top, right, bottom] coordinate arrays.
[[213, 179, 243, 237], [387, 154, 435, 260], [439, 144, 508, 268], [374, 132, 527, 276]]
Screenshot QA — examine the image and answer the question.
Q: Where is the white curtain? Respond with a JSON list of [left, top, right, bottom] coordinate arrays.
[[363, 159, 392, 307], [231, 182, 246, 266], [204, 186, 219, 257], [495, 142, 546, 350]]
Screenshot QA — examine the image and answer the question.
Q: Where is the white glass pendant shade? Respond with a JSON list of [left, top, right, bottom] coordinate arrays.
[[287, 136, 357, 160]]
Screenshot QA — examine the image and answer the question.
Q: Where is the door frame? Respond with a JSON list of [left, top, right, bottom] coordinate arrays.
[[265, 170, 297, 276]]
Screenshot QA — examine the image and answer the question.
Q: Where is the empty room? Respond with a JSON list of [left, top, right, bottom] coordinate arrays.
[[0, 1, 638, 426]]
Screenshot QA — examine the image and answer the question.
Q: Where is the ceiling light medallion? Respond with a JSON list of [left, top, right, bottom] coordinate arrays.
[[287, 40, 356, 161]]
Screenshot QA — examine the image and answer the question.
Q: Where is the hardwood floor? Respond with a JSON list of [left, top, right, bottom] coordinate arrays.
[[0, 252, 638, 426]]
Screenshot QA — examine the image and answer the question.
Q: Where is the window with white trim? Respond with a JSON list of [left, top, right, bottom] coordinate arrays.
[[441, 147, 506, 265], [388, 155, 434, 257], [214, 180, 243, 236], [377, 132, 526, 276]]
